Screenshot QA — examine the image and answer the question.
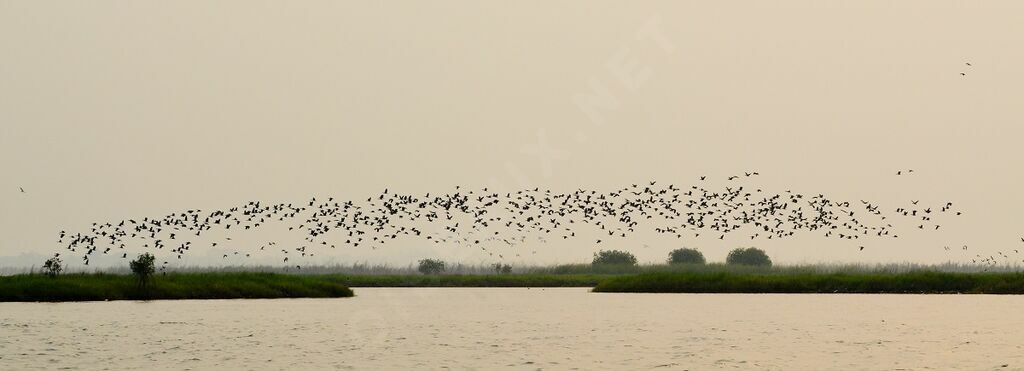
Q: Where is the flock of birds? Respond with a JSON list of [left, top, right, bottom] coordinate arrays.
[[25, 61, 1004, 270], [40, 171, 1024, 271]]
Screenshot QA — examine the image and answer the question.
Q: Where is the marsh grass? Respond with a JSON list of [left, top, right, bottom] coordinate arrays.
[[0, 272, 606, 301], [5, 261, 1024, 301], [3, 261, 1020, 277], [0, 273, 354, 302], [6, 268, 1024, 301], [593, 271, 1024, 294]]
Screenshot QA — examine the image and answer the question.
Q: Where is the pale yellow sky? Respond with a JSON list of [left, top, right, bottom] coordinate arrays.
[[2, 1, 1024, 267]]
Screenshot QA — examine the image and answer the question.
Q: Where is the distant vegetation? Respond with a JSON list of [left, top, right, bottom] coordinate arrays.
[[130, 253, 156, 286], [42, 255, 63, 278], [5, 248, 1021, 300], [547, 262, 783, 275], [417, 259, 446, 275], [9, 260, 1021, 277], [592, 250, 637, 266], [491, 263, 513, 274], [0, 273, 354, 302], [9, 269, 1024, 300], [593, 271, 1024, 294], [668, 248, 705, 265], [8, 263, 1024, 301], [322, 274, 604, 288], [726, 247, 772, 267]]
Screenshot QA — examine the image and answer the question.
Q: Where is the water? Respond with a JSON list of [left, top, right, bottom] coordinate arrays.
[[2, 288, 1023, 370]]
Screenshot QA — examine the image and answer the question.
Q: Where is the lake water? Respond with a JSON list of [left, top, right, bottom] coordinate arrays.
[[2, 288, 1023, 370]]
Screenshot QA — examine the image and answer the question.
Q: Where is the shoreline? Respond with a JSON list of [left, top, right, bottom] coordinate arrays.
[[5, 270, 1024, 301]]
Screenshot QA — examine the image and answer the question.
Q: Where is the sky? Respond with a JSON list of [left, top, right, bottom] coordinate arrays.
[[2, 1, 1024, 269]]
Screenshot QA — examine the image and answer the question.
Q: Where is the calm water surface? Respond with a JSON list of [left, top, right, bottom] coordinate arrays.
[[2, 288, 1023, 370]]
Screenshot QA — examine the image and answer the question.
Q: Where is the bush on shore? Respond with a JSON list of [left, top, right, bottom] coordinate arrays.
[[42, 255, 64, 278], [668, 248, 705, 265], [130, 253, 156, 286], [418, 259, 446, 275], [726, 247, 772, 267], [592, 250, 638, 266]]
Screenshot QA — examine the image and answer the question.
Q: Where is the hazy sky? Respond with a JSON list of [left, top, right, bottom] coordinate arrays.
[[2, 1, 1024, 268]]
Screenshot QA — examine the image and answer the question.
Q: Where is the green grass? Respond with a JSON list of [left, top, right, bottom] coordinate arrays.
[[593, 271, 1024, 294], [0, 273, 354, 302], [7, 268, 1024, 302], [0, 273, 604, 302]]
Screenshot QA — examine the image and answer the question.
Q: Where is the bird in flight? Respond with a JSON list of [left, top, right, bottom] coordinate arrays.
[[19, 187, 25, 193]]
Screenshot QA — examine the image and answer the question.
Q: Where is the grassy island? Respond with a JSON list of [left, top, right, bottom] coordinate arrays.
[[592, 271, 1024, 294], [0, 273, 354, 302], [6, 263, 1024, 302]]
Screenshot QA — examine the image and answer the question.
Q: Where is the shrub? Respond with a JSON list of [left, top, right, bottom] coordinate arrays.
[[130, 253, 156, 286], [668, 248, 705, 265], [726, 247, 772, 267], [42, 255, 63, 278], [592, 250, 637, 266], [491, 263, 513, 274], [417, 259, 446, 275]]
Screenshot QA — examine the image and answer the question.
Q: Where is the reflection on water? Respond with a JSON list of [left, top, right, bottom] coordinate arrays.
[[2, 288, 1023, 369]]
